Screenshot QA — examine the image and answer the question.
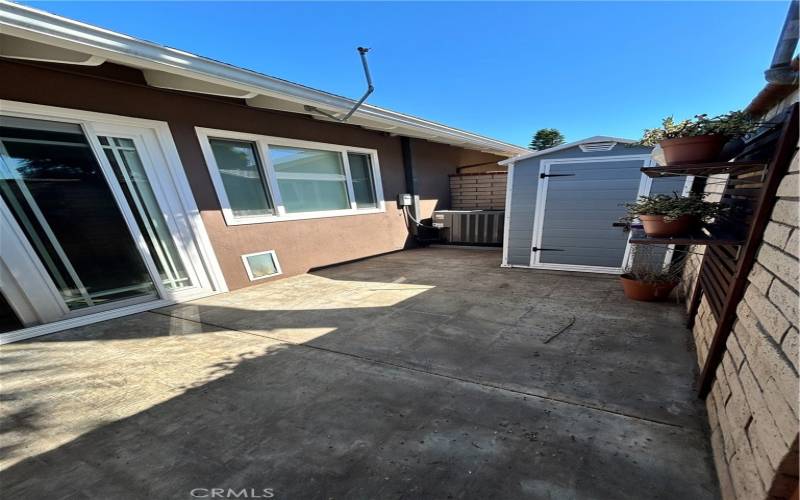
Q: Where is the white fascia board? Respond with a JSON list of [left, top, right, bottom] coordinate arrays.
[[498, 136, 638, 165], [0, 33, 105, 65], [143, 70, 260, 99], [0, 1, 527, 157]]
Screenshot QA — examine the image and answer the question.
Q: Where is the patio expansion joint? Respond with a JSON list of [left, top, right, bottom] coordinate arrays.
[[147, 310, 693, 432]]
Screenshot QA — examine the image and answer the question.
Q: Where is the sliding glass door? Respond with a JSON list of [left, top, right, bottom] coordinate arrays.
[[0, 116, 158, 317], [0, 112, 211, 337]]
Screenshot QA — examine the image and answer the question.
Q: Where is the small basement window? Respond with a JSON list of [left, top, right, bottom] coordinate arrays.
[[242, 250, 282, 281]]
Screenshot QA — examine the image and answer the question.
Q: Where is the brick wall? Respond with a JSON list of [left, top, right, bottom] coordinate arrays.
[[683, 133, 799, 498], [449, 172, 507, 210]]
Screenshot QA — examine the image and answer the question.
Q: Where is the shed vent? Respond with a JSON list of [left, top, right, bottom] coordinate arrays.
[[579, 141, 617, 152]]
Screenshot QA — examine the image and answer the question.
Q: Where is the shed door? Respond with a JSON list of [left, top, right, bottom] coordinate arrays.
[[530, 157, 649, 273]]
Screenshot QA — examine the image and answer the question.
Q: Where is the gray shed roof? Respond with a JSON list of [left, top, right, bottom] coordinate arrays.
[[498, 136, 637, 165]]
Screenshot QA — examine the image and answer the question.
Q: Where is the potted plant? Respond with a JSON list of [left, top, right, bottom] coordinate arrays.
[[621, 193, 726, 238], [637, 111, 757, 164], [620, 246, 682, 302]]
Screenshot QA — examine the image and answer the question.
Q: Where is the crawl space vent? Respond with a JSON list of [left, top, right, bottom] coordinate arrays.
[[579, 141, 617, 152]]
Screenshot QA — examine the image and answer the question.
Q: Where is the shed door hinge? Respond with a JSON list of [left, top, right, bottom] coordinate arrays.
[[540, 173, 576, 179], [532, 247, 565, 252]]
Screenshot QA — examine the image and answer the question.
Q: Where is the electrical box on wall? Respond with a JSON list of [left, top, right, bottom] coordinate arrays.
[[397, 193, 413, 207]]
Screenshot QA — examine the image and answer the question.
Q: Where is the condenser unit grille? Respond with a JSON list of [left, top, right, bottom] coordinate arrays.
[[434, 210, 504, 245]]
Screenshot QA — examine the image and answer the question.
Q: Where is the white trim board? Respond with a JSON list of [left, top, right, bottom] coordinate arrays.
[[526, 262, 626, 275], [527, 155, 652, 274], [500, 162, 515, 267]]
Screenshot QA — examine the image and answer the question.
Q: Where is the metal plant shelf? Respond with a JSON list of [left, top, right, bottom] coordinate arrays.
[[628, 228, 745, 246], [641, 161, 768, 178]]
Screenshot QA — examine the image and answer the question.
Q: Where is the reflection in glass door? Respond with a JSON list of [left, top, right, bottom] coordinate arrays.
[[0, 116, 158, 313], [98, 136, 193, 291]]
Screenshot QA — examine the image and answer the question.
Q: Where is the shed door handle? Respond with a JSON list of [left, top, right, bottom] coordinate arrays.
[[540, 173, 576, 179]]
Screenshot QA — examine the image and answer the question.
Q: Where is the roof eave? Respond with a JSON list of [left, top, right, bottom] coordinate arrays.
[[0, 0, 528, 157]]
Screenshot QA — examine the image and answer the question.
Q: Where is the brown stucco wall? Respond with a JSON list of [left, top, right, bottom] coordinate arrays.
[[0, 60, 506, 290], [407, 139, 504, 218]]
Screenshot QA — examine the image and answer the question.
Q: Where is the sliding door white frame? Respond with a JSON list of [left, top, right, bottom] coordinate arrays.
[[90, 122, 212, 298], [0, 100, 228, 344], [0, 194, 66, 326]]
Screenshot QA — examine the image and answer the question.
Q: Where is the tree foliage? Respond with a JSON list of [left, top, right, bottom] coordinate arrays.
[[529, 128, 565, 151]]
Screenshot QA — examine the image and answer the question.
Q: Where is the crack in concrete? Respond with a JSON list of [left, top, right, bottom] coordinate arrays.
[[148, 309, 693, 432]]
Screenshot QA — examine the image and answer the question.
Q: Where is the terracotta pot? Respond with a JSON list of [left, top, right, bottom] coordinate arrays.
[[620, 275, 678, 302], [639, 214, 694, 237], [659, 135, 728, 164]]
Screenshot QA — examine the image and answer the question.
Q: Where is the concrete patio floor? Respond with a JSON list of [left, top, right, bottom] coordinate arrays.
[[0, 247, 718, 499]]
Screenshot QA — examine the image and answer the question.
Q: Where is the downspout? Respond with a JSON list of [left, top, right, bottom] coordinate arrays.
[[765, 0, 799, 85], [400, 136, 422, 237]]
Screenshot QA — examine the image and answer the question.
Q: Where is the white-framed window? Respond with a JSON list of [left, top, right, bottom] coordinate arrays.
[[196, 128, 385, 225], [241, 250, 282, 281]]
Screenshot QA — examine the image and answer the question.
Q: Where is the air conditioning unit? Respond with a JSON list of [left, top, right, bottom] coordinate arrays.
[[432, 210, 504, 246]]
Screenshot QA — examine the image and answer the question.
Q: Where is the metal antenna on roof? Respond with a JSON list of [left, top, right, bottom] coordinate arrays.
[[304, 47, 374, 122]]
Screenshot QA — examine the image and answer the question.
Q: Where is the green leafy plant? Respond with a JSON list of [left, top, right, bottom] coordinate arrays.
[[620, 193, 727, 222], [636, 111, 758, 146], [711, 110, 759, 137]]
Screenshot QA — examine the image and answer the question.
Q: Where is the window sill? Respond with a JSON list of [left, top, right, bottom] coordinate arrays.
[[223, 206, 386, 226]]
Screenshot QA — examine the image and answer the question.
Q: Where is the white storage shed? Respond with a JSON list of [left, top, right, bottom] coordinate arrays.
[[500, 137, 689, 273]]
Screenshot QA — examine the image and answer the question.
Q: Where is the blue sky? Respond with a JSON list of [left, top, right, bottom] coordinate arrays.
[[24, 1, 789, 147]]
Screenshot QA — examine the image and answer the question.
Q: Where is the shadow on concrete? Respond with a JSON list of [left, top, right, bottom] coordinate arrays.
[[0, 249, 718, 499]]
